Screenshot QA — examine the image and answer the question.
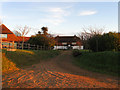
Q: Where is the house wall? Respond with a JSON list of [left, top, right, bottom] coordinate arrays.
[[2, 41, 17, 49], [72, 46, 80, 50], [53, 46, 67, 50], [53, 45, 83, 50]]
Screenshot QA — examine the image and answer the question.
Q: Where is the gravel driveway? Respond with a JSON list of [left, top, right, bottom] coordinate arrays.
[[2, 51, 119, 88]]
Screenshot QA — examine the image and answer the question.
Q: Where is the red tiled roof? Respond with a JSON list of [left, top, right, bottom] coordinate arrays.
[[0, 24, 20, 42], [17, 36, 30, 42], [0, 24, 13, 34]]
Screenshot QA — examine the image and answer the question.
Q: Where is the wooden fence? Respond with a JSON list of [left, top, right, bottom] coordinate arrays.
[[2, 42, 53, 50], [17, 43, 53, 50]]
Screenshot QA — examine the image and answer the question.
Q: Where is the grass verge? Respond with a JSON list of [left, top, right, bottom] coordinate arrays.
[[72, 50, 119, 77], [2, 49, 60, 73]]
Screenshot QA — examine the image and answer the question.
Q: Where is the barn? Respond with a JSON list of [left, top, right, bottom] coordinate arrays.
[[54, 35, 83, 50]]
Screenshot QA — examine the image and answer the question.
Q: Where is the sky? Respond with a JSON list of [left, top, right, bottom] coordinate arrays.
[[0, 2, 118, 36]]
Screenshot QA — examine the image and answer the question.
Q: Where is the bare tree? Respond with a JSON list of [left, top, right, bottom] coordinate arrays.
[[78, 26, 105, 40], [15, 25, 31, 50], [13, 30, 21, 36], [78, 26, 105, 50]]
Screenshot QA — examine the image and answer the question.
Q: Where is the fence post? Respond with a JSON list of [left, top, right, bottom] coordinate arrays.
[[40, 46, 42, 50], [17, 43, 19, 49], [12, 41, 14, 49], [37, 45, 39, 50], [34, 45, 35, 50], [44, 45, 45, 50], [28, 44, 30, 50], [25, 43, 27, 49], [9, 43, 10, 49]]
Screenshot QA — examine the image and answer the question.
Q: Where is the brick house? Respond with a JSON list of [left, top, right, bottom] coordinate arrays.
[[54, 35, 83, 50], [0, 24, 31, 49], [0, 24, 20, 49]]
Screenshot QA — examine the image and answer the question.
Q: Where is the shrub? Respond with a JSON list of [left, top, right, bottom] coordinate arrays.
[[88, 32, 120, 52], [28, 34, 55, 47], [72, 50, 82, 57]]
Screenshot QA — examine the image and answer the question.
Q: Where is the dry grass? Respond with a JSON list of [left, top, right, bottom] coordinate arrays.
[[2, 53, 19, 73], [16, 49, 34, 55], [2, 49, 60, 73]]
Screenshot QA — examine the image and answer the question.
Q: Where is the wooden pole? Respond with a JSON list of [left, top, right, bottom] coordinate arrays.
[[28, 44, 30, 50], [12, 41, 14, 49], [41, 46, 42, 50], [44, 44, 45, 50], [9, 43, 10, 49], [37, 45, 38, 50], [0, 37, 2, 49]]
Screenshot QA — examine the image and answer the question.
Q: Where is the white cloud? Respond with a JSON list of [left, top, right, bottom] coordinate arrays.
[[41, 18, 65, 26], [48, 7, 70, 17], [48, 8, 64, 13], [47, 19, 65, 25], [42, 7, 71, 25], [79, 10, 97, 16]]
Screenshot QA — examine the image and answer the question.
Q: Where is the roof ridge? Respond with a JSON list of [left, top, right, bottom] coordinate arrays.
[[1, 24, 20, 41]]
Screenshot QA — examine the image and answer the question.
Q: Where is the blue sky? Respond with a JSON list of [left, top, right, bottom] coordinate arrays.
[[1, 2, 118, 36]]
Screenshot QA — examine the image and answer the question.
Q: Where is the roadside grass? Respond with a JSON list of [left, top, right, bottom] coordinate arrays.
[[72, 50, 119, 77], [2, 49, 60, 72], [2, 53, 19, 73]]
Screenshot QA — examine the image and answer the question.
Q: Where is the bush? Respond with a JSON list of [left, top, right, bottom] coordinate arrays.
[[72, 50, 82, 57], [88, 32, 120, 52], [28, 34, 55, 47]]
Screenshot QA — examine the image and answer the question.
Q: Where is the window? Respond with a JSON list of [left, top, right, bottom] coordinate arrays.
[[0, 34, 7, 39], [62, 42, 67, 45], [72, 42, 76, 45]]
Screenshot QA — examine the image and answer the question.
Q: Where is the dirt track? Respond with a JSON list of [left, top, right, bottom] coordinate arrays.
[[2, 51, 119, 88]]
